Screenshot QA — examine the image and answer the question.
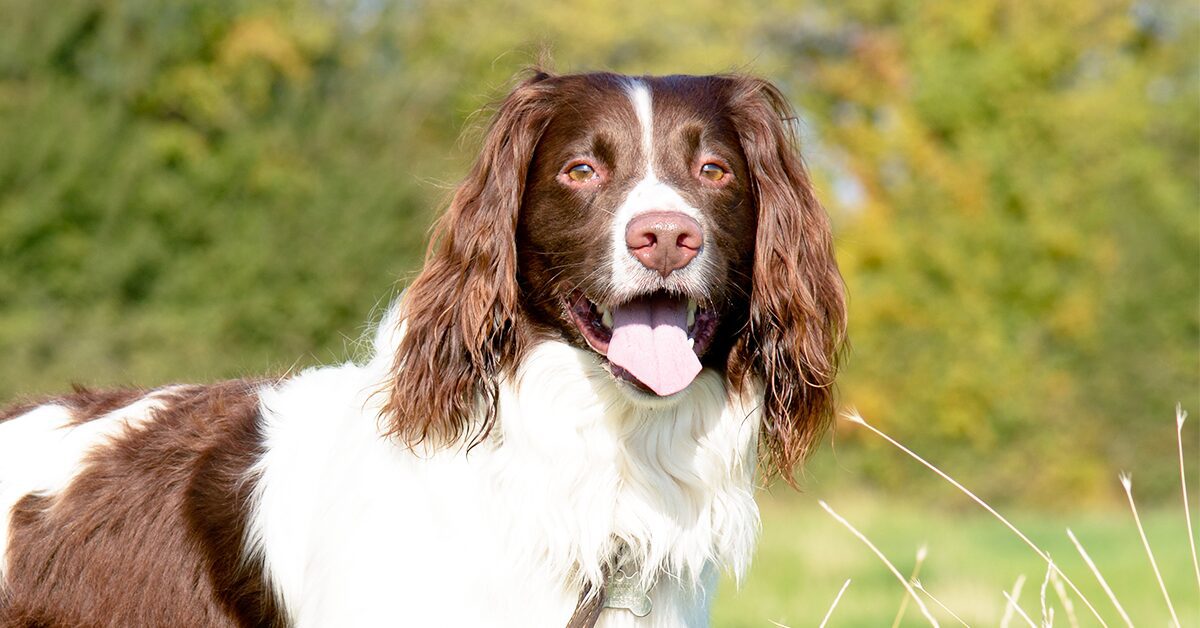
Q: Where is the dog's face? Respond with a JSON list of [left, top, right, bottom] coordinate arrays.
[[517, 74, 756, 399], [387, 71, 846, 480]]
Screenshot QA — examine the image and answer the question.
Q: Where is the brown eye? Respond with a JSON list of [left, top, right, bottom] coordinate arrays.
[[567, 163, 596, 182], [700, 162, 726, 181]]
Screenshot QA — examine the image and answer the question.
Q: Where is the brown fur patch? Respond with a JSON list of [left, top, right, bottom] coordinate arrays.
[[0, 385, 147, 425], [1, 381, 283, 628]]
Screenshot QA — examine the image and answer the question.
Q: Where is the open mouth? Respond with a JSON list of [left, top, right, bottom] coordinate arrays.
[[566, 289, 719, 397]]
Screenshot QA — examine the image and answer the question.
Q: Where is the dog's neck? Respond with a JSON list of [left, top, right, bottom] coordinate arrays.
[[481, 341, 761, 594]]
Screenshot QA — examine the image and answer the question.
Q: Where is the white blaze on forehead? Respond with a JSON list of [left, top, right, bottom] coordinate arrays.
[[0, 392, 173, 580], [609, 80, 708, 295], [628, 79, 655, 175], [618, 81, 701, 220]]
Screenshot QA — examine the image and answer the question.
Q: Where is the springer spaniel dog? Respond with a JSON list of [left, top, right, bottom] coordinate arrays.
[[0, 71, 844, 627]]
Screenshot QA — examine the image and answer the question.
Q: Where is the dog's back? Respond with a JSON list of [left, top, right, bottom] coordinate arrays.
[[0, 382, 283, 627]]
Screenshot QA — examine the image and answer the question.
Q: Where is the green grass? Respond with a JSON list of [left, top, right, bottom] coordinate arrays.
[[713, 489, 1199, 627]]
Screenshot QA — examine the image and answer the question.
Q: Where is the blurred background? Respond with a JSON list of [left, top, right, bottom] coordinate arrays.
[[1, 0, 1196, 624]]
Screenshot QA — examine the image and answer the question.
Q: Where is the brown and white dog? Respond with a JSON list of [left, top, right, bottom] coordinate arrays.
[[0, 72, 844, 627]]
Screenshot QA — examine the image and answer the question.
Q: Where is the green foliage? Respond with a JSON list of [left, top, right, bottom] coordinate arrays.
[[768, 0, 1199, 504], [0, 0, 432, 391], [0, 0, 1195, 504]]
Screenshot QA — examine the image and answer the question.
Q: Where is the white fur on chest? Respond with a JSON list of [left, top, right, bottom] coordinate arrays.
[[249, 341, 761, 627]]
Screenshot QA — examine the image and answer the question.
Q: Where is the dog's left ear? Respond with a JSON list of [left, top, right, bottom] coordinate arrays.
[[725, 77, 847, 484], [383, 70, 556, 448]]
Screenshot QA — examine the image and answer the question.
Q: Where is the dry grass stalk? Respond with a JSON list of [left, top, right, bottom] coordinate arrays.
[[1036, 561, 1046, 624], [818, 579, 852, 628], [891, 545, 929, 628], [817, 500, 941, 627], [1003, 590, 1038, 628], [1065, 528, 1133, 627], [1048, 562, 1079, 628], [1120, 472, 1181, 627], [1039, 563, 1053, 627], [911, 578, 968, 626], [1001, 574, 1027, 628], [1175, 404, 1200, 596], [841, 411, 1108, 626]]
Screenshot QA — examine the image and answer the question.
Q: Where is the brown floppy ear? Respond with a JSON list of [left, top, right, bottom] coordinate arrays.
[[725, 77, 847, 484], [383, 71, 556, 448]]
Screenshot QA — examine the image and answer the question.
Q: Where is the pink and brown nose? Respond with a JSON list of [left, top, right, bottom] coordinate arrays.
[[625, 211, 703, 277]]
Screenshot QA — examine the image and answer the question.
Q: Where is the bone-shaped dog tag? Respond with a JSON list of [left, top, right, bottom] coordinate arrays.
[[603, 569, 652, 617]]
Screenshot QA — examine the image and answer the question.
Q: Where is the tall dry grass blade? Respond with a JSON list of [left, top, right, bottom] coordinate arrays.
[[1039, 563, 1053, 627], [1049, 562, 1079, 628], [911, 578, 968, 626], [1176, 404, 1200, 597], [818, 578, 852, 628], [817, 500, 940, 627], [1003, 590, 1039, 628], [1121, 473, 1181, 627], [841, 412, 1107, 627], [1001, 574, 1027, 628], [891, 545, 929, 628], [1066, 528, 1133, 627]]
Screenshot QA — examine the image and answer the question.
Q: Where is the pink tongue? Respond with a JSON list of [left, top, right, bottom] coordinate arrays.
[[607, 294, 702, 396]]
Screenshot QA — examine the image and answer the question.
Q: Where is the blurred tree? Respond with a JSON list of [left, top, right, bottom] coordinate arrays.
[[763, 0, 1199, 504], [0, 0, 1194, 504], [0, 0, 432, 391]]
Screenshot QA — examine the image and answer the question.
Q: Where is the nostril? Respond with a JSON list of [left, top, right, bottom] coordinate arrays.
[[677, 231, 701, 251]]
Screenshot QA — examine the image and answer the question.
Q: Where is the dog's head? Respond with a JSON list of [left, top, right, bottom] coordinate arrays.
[[385, 71, 845, 479]]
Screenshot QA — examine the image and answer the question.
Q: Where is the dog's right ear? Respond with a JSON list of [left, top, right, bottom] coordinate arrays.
[[723, 76, 847, 485], [382, 71, 556, 449]]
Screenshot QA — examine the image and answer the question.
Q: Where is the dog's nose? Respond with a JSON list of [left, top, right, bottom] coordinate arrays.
[[625, 211, 703, 277]]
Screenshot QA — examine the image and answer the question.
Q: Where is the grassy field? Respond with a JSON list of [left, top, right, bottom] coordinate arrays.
[[713, 489, 1199, 627]]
